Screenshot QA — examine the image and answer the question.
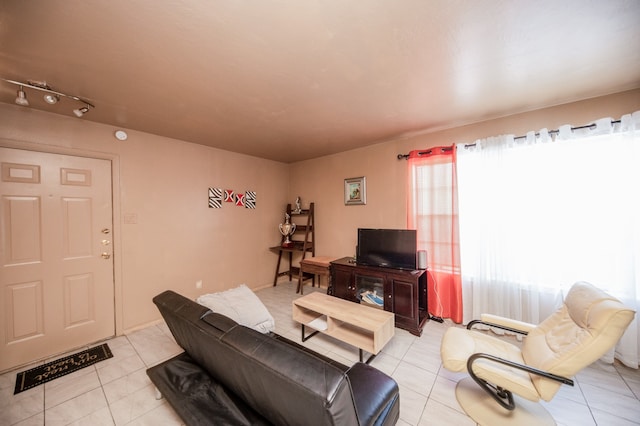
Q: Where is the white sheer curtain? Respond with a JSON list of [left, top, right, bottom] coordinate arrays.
[[456, 111, 640, 368]]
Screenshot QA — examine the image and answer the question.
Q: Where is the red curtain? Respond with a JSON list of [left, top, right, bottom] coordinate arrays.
[[407, 145, 463, 323]]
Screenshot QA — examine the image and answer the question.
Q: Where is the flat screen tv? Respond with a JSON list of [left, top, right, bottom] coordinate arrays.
[[356, 228, 417, 270]]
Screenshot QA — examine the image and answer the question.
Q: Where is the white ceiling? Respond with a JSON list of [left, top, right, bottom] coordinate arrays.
[[1, 0, 639, 163]]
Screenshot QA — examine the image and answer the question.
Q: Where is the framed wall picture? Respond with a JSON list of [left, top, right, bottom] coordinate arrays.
[[344, 176, 366, 205]]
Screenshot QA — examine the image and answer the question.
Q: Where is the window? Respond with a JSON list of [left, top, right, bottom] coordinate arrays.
[[455, 113, 640, 367]]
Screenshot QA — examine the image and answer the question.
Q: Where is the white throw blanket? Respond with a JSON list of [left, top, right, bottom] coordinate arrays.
[[196, 284, 275, 333]]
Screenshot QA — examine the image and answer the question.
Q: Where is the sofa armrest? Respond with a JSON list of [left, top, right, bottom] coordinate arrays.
[[467, 314, 536, 335], [347, 362, 399, 426], [481, 314, 536, 332]]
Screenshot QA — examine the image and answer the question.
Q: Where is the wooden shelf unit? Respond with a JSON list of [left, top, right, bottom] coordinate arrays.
[[271, 202, 315, 286]]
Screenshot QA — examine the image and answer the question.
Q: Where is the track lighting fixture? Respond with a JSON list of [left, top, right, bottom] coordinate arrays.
[[15, 86, 29, 106], [73, 105, 90, 117], [43, 93, 59, 104], [2, 77, 94, 117]]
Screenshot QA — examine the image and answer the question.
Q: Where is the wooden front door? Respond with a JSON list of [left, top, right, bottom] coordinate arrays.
[[0, 147, 115, 372]]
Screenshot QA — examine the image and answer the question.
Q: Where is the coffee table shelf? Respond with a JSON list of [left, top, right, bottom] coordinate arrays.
[[292, 292, 394, 362]]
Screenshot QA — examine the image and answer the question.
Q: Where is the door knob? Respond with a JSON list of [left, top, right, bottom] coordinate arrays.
[[101, 239, 111, 245], [101, 252, 111, 259], [101, 228, 110, 234]]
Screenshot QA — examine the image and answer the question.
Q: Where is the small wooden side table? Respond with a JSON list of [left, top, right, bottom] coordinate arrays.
[[297, 256, 338, 294]]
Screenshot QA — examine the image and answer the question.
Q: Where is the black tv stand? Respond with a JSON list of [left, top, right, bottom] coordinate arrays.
[[329, 257, 428, 336]]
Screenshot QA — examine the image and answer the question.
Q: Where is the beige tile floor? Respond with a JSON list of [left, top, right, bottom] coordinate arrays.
[[2, 281, 639, 425]]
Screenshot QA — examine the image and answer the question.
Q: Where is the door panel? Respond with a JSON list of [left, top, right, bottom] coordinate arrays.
[[62, 197, 93, 258], [0, 147, 114, 372], [3, 195, 42, 264], [64, 273, 94, 328], [391, 279, 416, 321], [6, 281, 44, 342], [331, 267, 353, 300]]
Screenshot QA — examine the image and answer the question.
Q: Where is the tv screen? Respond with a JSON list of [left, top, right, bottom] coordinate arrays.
[[357, 228, 417, 270]]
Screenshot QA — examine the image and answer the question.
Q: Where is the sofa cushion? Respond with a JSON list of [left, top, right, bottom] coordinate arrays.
[[196, 284, 275, 333], [199, 318, 360, 425], [147, 352, 269, 426]]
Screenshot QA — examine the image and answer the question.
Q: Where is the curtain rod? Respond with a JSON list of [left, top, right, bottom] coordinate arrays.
[[396, 146, 453, 160], [396, 119, 622, 159]]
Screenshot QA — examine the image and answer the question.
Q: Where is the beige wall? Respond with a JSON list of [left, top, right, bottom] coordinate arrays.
[[0, 104, 289, 333], [1, 88, 638, 333], [289, 89, 640, 258]]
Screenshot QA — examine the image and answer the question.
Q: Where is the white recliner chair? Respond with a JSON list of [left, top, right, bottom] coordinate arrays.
[[440, 281, 635, 425]]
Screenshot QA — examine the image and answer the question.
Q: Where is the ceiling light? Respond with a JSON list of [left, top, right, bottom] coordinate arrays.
[[114, 130, 128, 141], [2, 77, 95, 117], [15, 86, 29, 106], [43, 93, 59, 104], [73, 105, 90, 117]]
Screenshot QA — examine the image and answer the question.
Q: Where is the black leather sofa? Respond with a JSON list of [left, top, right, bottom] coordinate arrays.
[[146, 290, 400, 425]]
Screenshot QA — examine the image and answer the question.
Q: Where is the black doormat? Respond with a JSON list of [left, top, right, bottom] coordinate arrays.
[[14, 343, 113, 394]]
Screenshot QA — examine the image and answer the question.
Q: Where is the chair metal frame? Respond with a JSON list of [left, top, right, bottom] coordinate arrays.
[[465, 320, 574, 410]]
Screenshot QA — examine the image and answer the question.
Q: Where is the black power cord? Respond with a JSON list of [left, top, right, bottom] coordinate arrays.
[[429, 314, 444, 323]]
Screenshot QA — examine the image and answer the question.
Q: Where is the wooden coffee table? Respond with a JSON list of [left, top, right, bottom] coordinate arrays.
[[292, 292, 395, 363]]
